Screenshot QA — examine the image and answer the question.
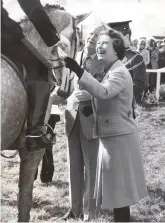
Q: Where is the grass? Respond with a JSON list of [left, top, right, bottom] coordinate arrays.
[[1, 106, 165, 222]]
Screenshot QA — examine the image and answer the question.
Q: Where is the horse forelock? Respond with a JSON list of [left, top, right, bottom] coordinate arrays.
[[49, 10, 74, 38]]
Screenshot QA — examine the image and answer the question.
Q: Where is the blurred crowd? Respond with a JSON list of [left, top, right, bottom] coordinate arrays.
[[131, 37, 165, 92]]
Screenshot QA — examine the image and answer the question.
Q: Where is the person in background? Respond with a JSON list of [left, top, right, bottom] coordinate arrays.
[[54, 24, 105, 221], [107, 20, 148, 105], [147, 39, 159, 92], [138, 39, 150, 67], [158, 42, 165, 68], [132, 38, 138, 50], [158, 42, 165, 84], [156, 41, 162, 49], [63, 28, 148, 222]]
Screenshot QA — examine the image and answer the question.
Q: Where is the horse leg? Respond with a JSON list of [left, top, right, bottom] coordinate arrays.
[[18, 148, 45, 222]]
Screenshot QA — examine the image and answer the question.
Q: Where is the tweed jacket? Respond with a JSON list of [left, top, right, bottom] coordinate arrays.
[[65, 51, 104, 139], [78, 60, 138, 138]]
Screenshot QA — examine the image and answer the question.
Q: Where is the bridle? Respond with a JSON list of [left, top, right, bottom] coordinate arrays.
[[49, 17, 79, 71], [49, 18, 79, 88]]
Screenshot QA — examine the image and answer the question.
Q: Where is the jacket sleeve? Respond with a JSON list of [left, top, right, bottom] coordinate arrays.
[[78, 68, 127, 100], [17, 0, 60, 46]]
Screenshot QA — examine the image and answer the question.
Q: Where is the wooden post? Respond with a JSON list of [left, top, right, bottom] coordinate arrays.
[[156, 72, 161, 100]]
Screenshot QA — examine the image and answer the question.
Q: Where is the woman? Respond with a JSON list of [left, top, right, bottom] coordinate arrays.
[[138, 39, 150, 67], [64, 28, 148, 222]]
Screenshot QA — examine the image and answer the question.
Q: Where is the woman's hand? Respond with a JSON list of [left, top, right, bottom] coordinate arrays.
[[64, 57, 84, 78], [75, 89, 91, 102]]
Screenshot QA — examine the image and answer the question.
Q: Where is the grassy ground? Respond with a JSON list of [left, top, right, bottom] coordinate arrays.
[[1, 106, 165, 222]]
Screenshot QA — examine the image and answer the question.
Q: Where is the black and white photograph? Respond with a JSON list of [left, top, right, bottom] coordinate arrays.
[[1, 0, 165, 222]]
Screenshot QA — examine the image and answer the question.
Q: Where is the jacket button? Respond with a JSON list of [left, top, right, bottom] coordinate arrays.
[[105, 119, 109, 123]]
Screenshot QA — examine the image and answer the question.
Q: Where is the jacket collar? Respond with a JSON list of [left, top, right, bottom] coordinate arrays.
[[109, 60, 123, 72]]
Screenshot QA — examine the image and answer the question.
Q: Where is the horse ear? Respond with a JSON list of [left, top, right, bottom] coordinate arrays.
[[101, 22, 111, 31], [74, 11, 92, 25]]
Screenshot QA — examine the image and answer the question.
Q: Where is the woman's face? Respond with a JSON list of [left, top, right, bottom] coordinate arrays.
[[96, 34, 117, 64], [148, 40, 155, 50], [139, 40, 146, 50]]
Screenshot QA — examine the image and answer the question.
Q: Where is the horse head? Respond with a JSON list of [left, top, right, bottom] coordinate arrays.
[[20, 5, 91, 95], [47, 7, 91, 96]]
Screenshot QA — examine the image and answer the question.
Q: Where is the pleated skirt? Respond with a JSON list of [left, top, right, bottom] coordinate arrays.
[[95, 132, 148, 209]]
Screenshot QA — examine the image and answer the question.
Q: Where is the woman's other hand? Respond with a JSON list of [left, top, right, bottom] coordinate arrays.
[[75, 89, 91, 102]]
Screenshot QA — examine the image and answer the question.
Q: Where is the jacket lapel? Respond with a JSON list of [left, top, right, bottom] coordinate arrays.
[[101, 60, 123, 81], [89, 55, 105, 77]]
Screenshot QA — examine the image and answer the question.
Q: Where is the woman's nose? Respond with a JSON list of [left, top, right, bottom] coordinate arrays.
[[97, 42, 103, 49], [96, 45, 103, 53]]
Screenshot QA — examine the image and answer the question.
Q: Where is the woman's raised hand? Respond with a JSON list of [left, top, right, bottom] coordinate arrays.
[[64, 57, 84, 78]]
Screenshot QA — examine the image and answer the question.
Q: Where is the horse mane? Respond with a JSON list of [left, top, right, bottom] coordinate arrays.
[[44, 4, 65, 12], [19, 4, 73, 58], [19, 4, 65, 25]]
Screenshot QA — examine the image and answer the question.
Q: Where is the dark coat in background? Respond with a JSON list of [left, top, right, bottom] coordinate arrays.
[[158, 50, 165, 84], [124, 49, 148, 104], [158, 51, 165, 68]]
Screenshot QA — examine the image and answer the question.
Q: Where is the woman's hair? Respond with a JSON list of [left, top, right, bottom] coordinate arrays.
[[148, 39, 156, 49], [139, 39, 147, 47], [99, 29, 126, 60]]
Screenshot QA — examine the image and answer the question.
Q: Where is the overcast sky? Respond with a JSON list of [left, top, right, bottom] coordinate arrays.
[[3, 0, 165, 38]]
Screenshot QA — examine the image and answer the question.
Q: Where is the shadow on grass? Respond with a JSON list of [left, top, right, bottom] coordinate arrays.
[[130, 215, 150, 222], [2, 159, 20, 168], [33, 199, 53, 208], [148, 186, 165, 201], [48, 180, 68, 189], [1, 198, 17, 207], [38, 205, 68, 220]]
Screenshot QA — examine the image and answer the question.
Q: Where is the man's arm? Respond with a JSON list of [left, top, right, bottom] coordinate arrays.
[[126, 53, 148, 90]]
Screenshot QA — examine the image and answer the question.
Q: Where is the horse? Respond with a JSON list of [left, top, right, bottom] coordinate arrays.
[[1, 5, 90, 222]]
